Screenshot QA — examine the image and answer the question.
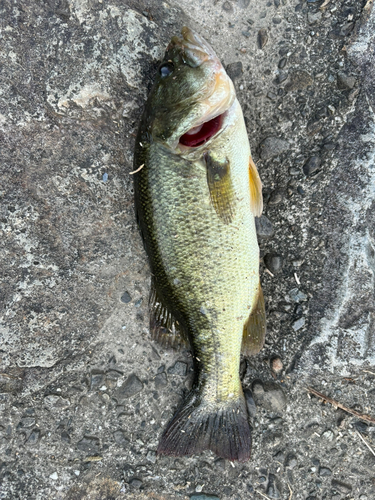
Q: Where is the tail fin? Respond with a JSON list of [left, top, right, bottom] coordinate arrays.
[[157, 388, 251, 462]]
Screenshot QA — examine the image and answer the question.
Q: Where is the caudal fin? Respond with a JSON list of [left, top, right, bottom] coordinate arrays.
[[157, 389, 251, 462]]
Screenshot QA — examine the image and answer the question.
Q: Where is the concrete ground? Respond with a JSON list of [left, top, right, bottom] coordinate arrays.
[[0, 0, 374, 498]]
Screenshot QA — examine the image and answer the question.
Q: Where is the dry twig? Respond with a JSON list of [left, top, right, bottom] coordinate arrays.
[[255, 491, 271, 500], [288, 483, 293, 500], [306, 387, 375, 425], [129, 163, 144, 175], [356, 430, 375, 457], [320, 0, 331, 8], [363, 369, 375, 376]]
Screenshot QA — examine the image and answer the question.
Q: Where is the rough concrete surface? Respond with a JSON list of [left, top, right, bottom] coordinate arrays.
[[1, 0, 375, 499]]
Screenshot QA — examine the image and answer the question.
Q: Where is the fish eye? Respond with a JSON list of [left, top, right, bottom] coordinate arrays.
[[159, 62, 174, 78]]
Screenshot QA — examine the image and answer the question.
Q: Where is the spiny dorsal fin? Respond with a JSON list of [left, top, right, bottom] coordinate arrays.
[[149, 280, 189, 350], [242, 282, 266, 356], [249, 156, 263, 217], [204, 151, 236, 224]]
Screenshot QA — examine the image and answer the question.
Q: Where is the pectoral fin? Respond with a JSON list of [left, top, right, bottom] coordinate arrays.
[[249, 156, 263, 217], [242, 282, 266, 356], [204, 151, 236, 224], [149, 280, 189, 349]]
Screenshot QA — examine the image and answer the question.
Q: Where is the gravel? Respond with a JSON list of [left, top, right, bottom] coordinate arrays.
[[303, 156, 322, 176], [1, 1, 374, 499]]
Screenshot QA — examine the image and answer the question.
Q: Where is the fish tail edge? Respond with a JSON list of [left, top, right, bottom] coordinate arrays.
[[157, 388, 251, 462]]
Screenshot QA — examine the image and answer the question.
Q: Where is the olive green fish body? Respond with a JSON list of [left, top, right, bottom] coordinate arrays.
[[136, 100, 258, 399], [134, 28, 265, 461]]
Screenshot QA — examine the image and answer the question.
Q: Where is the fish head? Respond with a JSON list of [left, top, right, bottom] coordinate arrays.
[[146, 27, 235, 151]]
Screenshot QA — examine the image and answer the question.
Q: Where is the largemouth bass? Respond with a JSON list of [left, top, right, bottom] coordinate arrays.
[[133, 27, 266, 462]]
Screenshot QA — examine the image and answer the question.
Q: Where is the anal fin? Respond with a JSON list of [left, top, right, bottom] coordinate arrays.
[[149, 280, 189, 350], [242, 282, 266, 356]]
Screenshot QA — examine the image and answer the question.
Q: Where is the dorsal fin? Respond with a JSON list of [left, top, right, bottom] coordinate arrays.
[[249, 156, 263, 217], [149, 280, 189, 350], [242, 282, 266, 356], [204, 151, 236, 224]]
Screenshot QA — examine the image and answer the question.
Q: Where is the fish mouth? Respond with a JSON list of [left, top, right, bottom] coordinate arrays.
[[179, 113, 225, 148], [171, 27, 235, 149]]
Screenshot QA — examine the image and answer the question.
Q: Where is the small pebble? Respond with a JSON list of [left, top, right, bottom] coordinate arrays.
[[258, 28, 268, 49], [285, 453, 298, 468], [102, 173, 108, 182], [120, 291, 132, 303], [61, 431, 71, 443], [307, 120, 323, 135], [321, 429, 334, 441], [252, 381, 286, 412], [289, 167, 300, 176], [115, 374, 144, 400], [279, 46, 289, 56], [49, 472, 58, 480], [167, 361, 187, 376], [303, 156, 321, 176], [226, 61, 243, 81], [74, 470, 80, 476], [271, 356, 283, 374], [267, 91, 277, 101], [264, 253, 283, 274], [244, 388, 257, 417], [90, 372, 104, 390], [337, 72, 356, 90], [146, 450, 157, 463], [353, 421, 369, 433], [222, 1, 233, 12], [292, 317, 305, 331], [267, 474, 281, 499], [77, 436, 100, 454], [307, 12, 322, 24], [255, 215, 274, 238], [26, 429, 40, 445], [268, 190, 283, 205], [278, 57, 287, 69], [319, 467, 332, 477], [259, 137, 289, 160], [154, 372, 168, 389], [331, 479, 352, 493], [129, 478, 142, 489], [272, 16, 282, 24], [285, 71, 313, 92], [113, 430, 129, 448], [190, 495, 220, 500]]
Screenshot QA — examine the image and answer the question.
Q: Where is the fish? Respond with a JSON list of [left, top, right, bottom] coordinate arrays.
[[133, 27, 266, 462]]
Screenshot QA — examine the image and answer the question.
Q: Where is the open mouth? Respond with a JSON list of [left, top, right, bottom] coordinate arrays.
[[179, 113, 224, 148]]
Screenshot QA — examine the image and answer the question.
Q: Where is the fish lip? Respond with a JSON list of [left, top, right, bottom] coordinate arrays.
[[169, 27, 219, 68]]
